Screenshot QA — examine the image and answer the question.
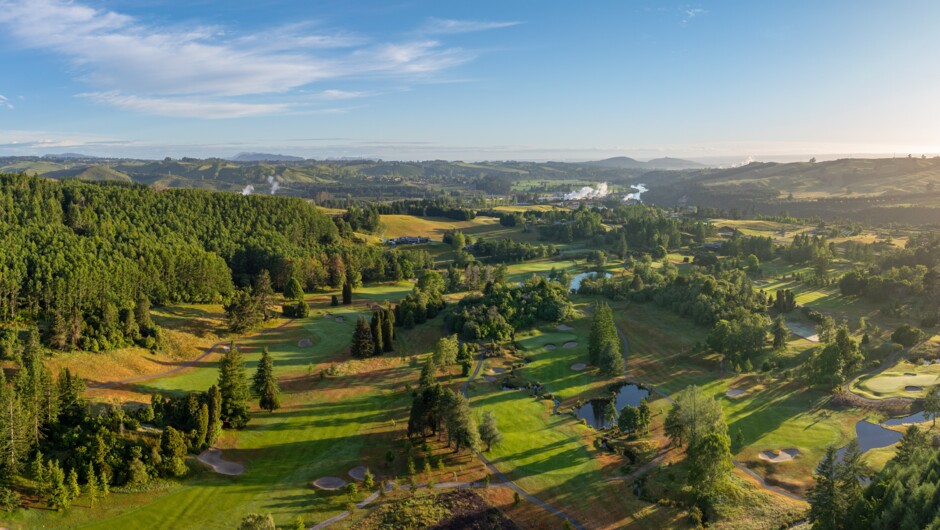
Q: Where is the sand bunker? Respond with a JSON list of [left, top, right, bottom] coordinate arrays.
[[758, 448, 800, 463], [324, 313, 332, 318], [570, 363, 587, 371], [491, 368, 506, 374], [725, 388, 745, 398], [335, 316, 346, 323], [906, 386, 923, 392], [483, 376, 497, 382], [197, 448, 245, 476], [544, 344, 557, 351], [905, 373, 917, 376], [348, 466, 370, 481], [312, 476, 348, 490], [563, 342, 578, 349], [556, 324, 574, 331], [298, 338, 313, 347]]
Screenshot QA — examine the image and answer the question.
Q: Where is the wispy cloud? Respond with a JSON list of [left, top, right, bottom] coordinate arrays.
[[680, 7, 707, 25], [0, 0, 494, 118], [78, 92, 293, 119], [0, 95, 13, 110], [418, 17, 521, 35]]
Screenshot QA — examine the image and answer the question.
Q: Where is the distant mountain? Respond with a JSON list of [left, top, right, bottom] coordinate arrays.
[[230, 152, 304, 162], [42, 153, 97, 160], [584, 156, 706, 170], [644, 157, 706, 170], [584, 156, 646, 169]]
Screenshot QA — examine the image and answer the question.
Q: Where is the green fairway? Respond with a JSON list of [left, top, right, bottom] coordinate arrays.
[[466, 317, 683, 529], [10, 286, 442, 530], [851, 361, 940, 399]]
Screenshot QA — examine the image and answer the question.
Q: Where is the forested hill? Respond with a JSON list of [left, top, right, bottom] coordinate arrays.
[[0, 173, 339, 352], [642, 157, 940, 223]]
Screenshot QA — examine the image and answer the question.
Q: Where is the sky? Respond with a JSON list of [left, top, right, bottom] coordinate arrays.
[[0, 0, 938, 162]]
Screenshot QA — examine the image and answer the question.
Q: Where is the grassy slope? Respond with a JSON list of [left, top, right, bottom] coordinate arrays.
[[10, 284, 454, 530]]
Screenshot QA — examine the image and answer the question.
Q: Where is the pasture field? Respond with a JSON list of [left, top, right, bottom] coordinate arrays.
[[381, 214, 539, 244]]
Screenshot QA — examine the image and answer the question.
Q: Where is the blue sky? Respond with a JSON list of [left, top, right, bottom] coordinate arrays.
[[0, 0, 938, 161]]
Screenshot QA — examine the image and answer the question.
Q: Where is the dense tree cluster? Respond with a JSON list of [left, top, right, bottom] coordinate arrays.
[[445, 277, 571, 342], [827, 425, 940, 529], [407, 382, 481, 453], [804, 323, 864, 389], [664, 386, 733, 503], [467, 238, 555, 263], [706, 313, 769, 368], [0, 174, 343, 352]]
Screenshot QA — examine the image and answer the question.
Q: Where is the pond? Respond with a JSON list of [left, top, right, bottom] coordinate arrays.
[[882, 411, 928, 426], [835, 420, 903, 462], [570, 271, 612, 292], [575, 383, 649, 429]]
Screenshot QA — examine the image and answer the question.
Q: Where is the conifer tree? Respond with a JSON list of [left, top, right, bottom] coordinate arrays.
[[85, 463, 99, 507], [383, 307, 396, 347], [218, 345, 250, 428], [67, 467, 80, 500], [419, 357, 437, 388], [259, 371, 281, 413], [195, 403, 209, 449], [206, 384, 223, 445], [47, 461, 69, 510], [370, 311, 384, 357], [588, 302, 619, 366], [0, 370, 31, 476], [772, 315, 788, 348], [478, 410, 503, 451], [252, 348, 274, 396], [598, 340, 625, 376], [350, 317, 373, 358], [342, 281, 352, 305], [283, 277, 304, 300], [253, 269, 276, 321]]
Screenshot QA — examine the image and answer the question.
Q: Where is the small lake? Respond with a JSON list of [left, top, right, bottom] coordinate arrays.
[[575, 384, 649, 429], [883, 411, 928, 426], [570, 271, 612, 292], [835, 420, 903, 462]]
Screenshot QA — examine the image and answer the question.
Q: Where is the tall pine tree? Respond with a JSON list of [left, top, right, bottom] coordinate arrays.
[[252, 348, 274, 396], [350, 317, 373, 358], [218, 344, 250, 428], [370, 311, 384, 357], [382, 307, 395, 351], [588, 302, 619, 366]]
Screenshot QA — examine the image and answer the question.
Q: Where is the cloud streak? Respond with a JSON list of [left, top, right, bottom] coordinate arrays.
[[0, 95, 12, 110], [0, 0, 492, 118], [419, 17, 521, 35]]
